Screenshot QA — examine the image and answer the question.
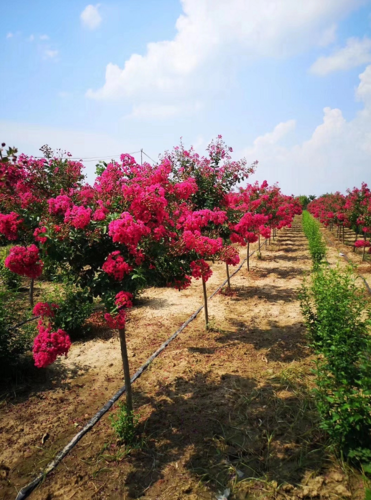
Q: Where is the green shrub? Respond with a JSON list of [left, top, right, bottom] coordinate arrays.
[[302, 211, 326, 265], [0, 291, 33, 371], [41, 260, 63, 283], [300, 265, 371, 462], [109, 402, 140, 445], [0, 254, 21, 290], [53, 286, 94, 339]]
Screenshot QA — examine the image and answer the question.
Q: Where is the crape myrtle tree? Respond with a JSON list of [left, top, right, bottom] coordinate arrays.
[[308, 185, 371, 260], [226, 181, 302, 270], [0, 143, 85, 305], [163, 135, 256, 320], [0, 137, 256, 418]]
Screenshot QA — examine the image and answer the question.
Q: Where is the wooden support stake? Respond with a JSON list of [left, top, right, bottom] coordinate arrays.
[[118, 327, 133, 415]]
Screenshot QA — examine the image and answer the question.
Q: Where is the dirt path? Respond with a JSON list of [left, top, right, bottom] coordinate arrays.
[[0, 219, 366, 499]]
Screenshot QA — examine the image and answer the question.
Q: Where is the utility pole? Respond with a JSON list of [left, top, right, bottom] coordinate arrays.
[[140, 148, 143, 164]]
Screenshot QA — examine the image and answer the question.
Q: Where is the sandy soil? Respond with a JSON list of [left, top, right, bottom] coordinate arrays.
[[0, 219, 368, 499]]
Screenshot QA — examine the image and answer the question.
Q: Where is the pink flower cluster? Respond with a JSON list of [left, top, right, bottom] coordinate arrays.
[[33, 301, 59, 318], [231, 213, 270, 245], [181, 209, 227, 231], [220, 246, 240, 266], [102, 251, 132, 280], [34, 226, 47, 244], [104, 291, 134, 329], [64, 205, 92, 229], [0, 212, 23, 240], [190, 259, 213, 283], [108, 212, 151, 247], [48, 195, 72, 215], [172, 178, 198, 200], [115, 291, 133, 309], [33, 322, 71, 368], [168, 275, 192, 291], [183, 230, 223, 256], [354, 240, 371, 248], [5, 244, 44, 279], [104, 311, 127, 329]]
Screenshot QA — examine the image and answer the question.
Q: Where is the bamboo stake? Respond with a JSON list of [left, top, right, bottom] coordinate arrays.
[[202, 280, 209, 329], [118, 327, 133, 415], [29, 278, 34, 308]]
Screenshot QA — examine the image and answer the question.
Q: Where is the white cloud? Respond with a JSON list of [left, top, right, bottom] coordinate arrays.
[[243, 65, 371, 195], [40, 34, 49, 40], [44, 49, 58, 59], [252, 120, 296, 149], [28, 34, 35, 42], [6, 32, 13, 39], [127, 101, 203, 120], [310, 37, 371, 75], [317, 24, 337, 47], [356, 64, 371, 105], [87, 0, 364, 115], [81, 4, 102, 30]]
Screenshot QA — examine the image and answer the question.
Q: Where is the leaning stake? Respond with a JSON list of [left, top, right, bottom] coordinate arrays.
[[202, 279, 209, 329], [118, 327, 133, 415]]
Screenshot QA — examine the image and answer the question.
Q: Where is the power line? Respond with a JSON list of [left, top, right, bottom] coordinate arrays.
[[142, 151, 157, 164], [33, 151, 142, 161], [32, 149, 159, 164]]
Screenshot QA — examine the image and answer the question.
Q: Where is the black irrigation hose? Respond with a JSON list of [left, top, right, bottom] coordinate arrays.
[[322, 233, 371, 295], [15, 245, 266, 500]]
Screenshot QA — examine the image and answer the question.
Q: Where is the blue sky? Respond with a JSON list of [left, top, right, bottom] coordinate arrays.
[[2, 0, 371, 195]]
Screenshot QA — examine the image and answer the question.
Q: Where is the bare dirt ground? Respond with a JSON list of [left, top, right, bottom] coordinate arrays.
[[0, 218, 368, 499], [320, 225, 371, 292]]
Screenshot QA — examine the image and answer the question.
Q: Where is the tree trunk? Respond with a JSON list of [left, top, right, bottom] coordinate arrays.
[[202, 280, 209, 329], [247, 242, 250, 271], [118, 327, 133, 415], [226, 262, 230, 289], [258, 234, 261, 253], [363, 234, 367, 262], [29, 279, 34, 308]]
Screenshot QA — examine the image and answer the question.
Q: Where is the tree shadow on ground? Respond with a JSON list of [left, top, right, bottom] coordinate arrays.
[[276, 246, 302, 253], [118, 369, 324, 499], [271, 254, 311, 263], [229, 284, 297, 303], [213, 319, 309, 363], [253, 266, 305, 280], [135, 296, 170, 311], [0, 357, 91, 405]]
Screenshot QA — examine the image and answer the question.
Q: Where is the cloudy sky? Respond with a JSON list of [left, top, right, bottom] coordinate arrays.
[[2, 0, 371, 195]]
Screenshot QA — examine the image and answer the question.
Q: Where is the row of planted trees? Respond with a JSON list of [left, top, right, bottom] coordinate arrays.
[[301, 211, 371, 465], [0, 137, 301, 415], [307, 183, 371, 260]]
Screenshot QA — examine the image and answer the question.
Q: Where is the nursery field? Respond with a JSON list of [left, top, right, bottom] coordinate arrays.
[[1, 142, 371, 499], [1, 220, 369, 500]]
